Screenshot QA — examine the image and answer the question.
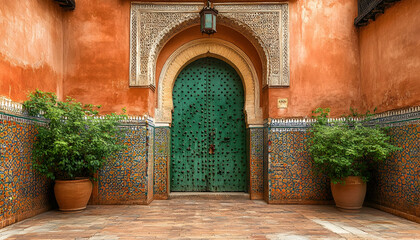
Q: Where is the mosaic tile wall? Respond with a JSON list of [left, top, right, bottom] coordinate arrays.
[[264, 121, 332, 204], [264, 107, 419, 219], [249, 128, 264, 199], [1, 95, 418, 226], [153, 127, 170, 199], [263, 127, 269, 202], [0, 112, 54, 228], [147, 125, 155, 202], [366, 109, 420, 219], [96, 121, 154, 204]]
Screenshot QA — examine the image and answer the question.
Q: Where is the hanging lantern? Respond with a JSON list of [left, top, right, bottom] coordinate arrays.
[[200, 1, 218, 35]]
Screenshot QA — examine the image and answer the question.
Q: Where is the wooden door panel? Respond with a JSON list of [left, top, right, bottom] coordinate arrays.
[[171, 57, 246, 192]]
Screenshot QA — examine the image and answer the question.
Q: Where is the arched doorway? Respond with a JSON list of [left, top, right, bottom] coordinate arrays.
[[154, 39, 264, 200], [170, 57, 246, 192]]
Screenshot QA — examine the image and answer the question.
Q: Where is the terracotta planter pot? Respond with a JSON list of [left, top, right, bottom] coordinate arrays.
[[331, 176, 367, 211], [54, 178, 92, 211]]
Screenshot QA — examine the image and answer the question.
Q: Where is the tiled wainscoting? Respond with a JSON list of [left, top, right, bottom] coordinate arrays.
[[1, 98, 419, 228], [249, 128, 264, 199], [0, 112, 54, 228], [264, 120, 332, 204], [264, 108, 419, 222], [365, 110, 420, 223], [91, 120, 155, 205], [153, 127, 171, 199]]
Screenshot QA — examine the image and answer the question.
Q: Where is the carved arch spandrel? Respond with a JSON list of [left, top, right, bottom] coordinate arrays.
[[155, 39, 263, 126], [148, 16, 269, 90], [130, 3, 289, 88]]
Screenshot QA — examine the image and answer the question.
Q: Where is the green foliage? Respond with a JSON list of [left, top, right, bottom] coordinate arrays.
[[23, 90, 127, 180], [307, 108, 400, 183]]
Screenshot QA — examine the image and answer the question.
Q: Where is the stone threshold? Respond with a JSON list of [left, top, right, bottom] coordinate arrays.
[[169, 192, 250, 200]]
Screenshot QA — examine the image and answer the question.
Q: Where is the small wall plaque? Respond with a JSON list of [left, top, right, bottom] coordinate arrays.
[[277, 98, 288, 109]]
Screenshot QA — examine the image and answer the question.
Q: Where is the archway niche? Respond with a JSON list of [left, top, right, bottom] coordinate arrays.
[[155, 38, 263, 126]]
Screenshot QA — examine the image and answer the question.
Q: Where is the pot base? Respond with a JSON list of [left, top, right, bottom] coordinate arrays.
[[336, 206, 362, 213], [59, 207, 86, 212]]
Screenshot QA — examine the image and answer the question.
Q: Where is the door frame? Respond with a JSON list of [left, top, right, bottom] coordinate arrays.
[[153, 39, 264, 200]]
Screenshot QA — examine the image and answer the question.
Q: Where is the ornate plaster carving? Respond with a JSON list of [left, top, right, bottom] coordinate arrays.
[[216, 3, 289, 86], [155, 39, 263, 125], [130, 2, 289, 87]]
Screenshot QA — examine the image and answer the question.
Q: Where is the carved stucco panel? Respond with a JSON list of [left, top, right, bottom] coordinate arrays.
[[216, 4, 289, 86], [130, 4, 200, 86], [130, 3, 289, 87]]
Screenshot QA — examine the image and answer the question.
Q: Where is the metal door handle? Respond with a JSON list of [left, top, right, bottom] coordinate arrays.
[[209, 144, 215, 155]]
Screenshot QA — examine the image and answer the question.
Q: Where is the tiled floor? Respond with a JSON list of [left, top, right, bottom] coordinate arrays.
[[1, 195, 419, 239]]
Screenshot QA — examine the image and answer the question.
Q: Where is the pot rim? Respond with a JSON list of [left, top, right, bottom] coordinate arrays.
[[332, 176, 366, 185], [55, 178, 91, 183]]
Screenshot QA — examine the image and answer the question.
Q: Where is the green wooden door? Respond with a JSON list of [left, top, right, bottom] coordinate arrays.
[[171, 57, 246, 192]]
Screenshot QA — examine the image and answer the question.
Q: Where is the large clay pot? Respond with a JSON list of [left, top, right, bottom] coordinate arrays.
[[331, 176, 366, 211], [54, 178, 92, 211]]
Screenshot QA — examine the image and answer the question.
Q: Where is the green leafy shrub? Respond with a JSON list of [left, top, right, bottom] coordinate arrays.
[[307, 108, 400, 183], [23, 90, 126, 180]]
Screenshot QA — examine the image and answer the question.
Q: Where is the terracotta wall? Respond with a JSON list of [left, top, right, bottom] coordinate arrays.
[[359, 0, 420, 113], [0, 1, 63, 102], [2, 0, 417, 118], [62, 0, 363, 118], [267, 0, 361, 118], [62, 0, 263, 116], [63, 0, 149, 115]]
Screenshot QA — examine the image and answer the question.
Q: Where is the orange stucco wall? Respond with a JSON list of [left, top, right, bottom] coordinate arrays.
[[62, 0, 364, 118], [62, 0, 265, 116], [359, 0, 420, 113], [62, 0, 148, 115], [0, 1, 64, 102], [42, 0, 417, 118], [267, 0, 361, 118], [1, 0, 418, 118]]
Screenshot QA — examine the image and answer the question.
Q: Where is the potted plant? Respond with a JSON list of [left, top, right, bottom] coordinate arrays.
[[307, 108, 399, 211], [23, 90, 126, 211]]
